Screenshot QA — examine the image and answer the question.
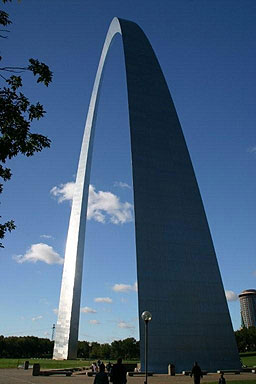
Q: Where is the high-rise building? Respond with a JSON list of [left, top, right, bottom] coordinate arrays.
[[239, 289, 256, 328], [53, 17, 240, 372]]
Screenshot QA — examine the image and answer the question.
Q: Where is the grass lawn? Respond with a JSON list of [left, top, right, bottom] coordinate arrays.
[[0, 353, 256, 371], [240, 352, 256, 368], [208, 382, 256, 384], [0, 358, 138, 369], [0, 358, 92, 369]]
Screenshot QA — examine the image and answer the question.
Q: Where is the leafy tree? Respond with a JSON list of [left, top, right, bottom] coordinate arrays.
[[235, 326, 256, 352], [100, 343, 111, 360], [0, 0, 53, 247], [121, 337, 140, 359], [0, 335, 5, 357], [77, 340, 90, 359], [110, 340, 125, 359], [90, 342, 102, 359]]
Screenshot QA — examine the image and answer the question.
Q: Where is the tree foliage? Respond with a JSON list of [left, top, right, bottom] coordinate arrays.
[[235, 326, 256, 353], [76, 338, 140, 360], [0, 336, 140, 359], [0, 335, 53, 358], [0, 0, 53, 247]]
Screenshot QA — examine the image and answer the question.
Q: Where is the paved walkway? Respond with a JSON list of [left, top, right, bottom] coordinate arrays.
[[0, 370, 256, 384]]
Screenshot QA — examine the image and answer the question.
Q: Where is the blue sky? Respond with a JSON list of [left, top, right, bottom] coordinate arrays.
[[1, 0, 255, 342]]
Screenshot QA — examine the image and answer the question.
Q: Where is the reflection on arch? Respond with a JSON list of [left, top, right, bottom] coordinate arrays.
[[53, 17, 240, 373]]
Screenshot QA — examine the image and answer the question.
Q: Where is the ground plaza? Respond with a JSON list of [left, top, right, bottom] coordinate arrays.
[[0, 370, 256, 384]]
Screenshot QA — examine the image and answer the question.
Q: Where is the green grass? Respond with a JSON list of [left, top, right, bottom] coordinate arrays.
[[240, 352, 256, 367], [0, 358, 138, 369], [208, 382, 256, 384], [0, 358, 92, 369], [1, 353, 256, 371]]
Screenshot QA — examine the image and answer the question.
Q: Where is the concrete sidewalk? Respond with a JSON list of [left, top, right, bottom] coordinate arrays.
[[0, 370, 256, 384]]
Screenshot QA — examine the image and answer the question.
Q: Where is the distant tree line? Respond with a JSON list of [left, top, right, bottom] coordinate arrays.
[[77, 338, 140, 360], [0, 336, 140, 359], [0, 335, 53, 358], [235, 326, 256, 353], [1, 330, 255, 358]]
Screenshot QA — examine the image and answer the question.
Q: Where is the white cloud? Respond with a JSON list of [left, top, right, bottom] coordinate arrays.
[[94, 297, 112, 303], [118, 321, 135, 329], [50, 182, 75, 203], [32, 315, 43, 321], [88, 185, 133, 224], [44, 332, 50, 337], [53, 308, 58, 315], [40, 234, 54, 240], [114, 181, 132, 189], [81, 306, 97, 314], [14, 243, 63, 265], [225, 290, 238, 302], [112, 282, 137, 293], [50, 182, 133, 225], [89, 320, 100, 325]]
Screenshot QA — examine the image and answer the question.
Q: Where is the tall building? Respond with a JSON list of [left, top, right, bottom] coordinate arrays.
[[53, 17, 241, 372], [239, 289, 256, 328]]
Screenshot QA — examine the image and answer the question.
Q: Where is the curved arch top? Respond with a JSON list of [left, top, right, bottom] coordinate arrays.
[[53, 18, 240, 372]]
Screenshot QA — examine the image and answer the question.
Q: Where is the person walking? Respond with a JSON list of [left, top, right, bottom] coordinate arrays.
[[106, 362, 112, 373], [190, 362, 203, 384], [110, 358, 127, 384], [218, 372, 226, 384], [94, 363, 109, 384]]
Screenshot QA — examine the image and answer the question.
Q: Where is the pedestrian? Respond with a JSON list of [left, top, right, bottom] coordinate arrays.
[[106, 362, 112, 373], [190, 362, 203, 384], [97, 360, 102, 371], [218, 373, 226, 384], [94, 363, 109, 384], [110, 358, 127, 384]]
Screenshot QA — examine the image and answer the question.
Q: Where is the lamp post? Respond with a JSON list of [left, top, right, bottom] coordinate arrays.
[[141, 311, 152, 384]]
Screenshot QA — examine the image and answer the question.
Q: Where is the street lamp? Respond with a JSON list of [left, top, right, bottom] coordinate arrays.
[[141, 311, 152, 384]]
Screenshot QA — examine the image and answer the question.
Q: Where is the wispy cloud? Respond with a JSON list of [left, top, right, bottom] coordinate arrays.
[[225, 290, 238, 302], [112, 282, 137, 293], [14, 243, 63, 265], [121, 297, 128, 303], [81, 306, 97, 314], [118, 321, 135, 329], [114, 181, 132, 189], [39, 298, 50, 306], [50, 182, 133, 225], [32, 315, 43, 321], [89, 320, 100, 325], [94, 297, 113, 303], [53, 308, 58, 315], [40, 234, 54, 240], [248, 146, 256, 154]]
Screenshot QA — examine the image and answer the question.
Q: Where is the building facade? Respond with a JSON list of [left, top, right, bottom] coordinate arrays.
[[239, 289, 256, 328], [53, 17, 241, 372]]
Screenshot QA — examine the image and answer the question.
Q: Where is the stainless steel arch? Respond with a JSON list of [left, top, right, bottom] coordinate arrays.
[[53, 17, 240, 373]]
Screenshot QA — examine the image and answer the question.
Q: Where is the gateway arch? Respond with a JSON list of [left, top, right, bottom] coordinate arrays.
[[53, 17, 240, 372]]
